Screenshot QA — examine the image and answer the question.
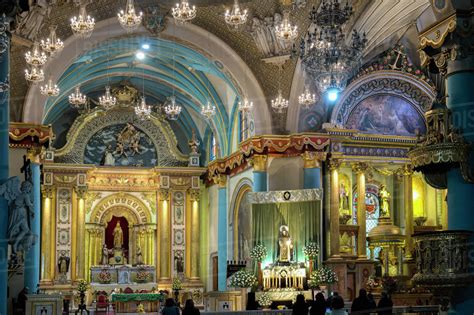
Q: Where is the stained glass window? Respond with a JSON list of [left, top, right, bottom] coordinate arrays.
[[209, 133, 217, 161], [353, 191, 381, 257]]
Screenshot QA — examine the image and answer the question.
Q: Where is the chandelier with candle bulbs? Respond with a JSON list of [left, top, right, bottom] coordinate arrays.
[[225, 0, 248, 28], [135, 96, 152, 120], [201, 100, 216, 119], [172, 0, 197, 23], [164, 95, 182, 120], [275, 11, 298, 42], [99, 86, 117, 110], [297, 0, 366, 93], [25, 67, 44, 83], [271, 89, 289, 113], [69, 86, 87, 109], [40, 78, 60, 97], [25, 42, 48, 66], [238, 98, 253, 112], [40, 26, 64, 56], [118, 0, 143, 31], [298, 85, 317, 109], [71, 5, 95, 38]]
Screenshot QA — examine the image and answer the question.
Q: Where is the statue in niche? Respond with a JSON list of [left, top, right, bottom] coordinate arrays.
[[103, 145, 115, 166], [339, 183, 349, 211], [14, 0, 52, 40], [58, 252, 70, 275], [0, 174, 36, 254], [278, 225, 293, 263], [101, 244, 110, 265], [113, 222, 124, 249], [378, 184, 391, 218], [136, 246, 144, 265], [174, 251, 184, 274]]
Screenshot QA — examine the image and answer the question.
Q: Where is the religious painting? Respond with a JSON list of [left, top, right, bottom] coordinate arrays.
[[236, 188, 251, 261], [298, 110, 325, 132], [174, 229, 184, 245], [345, 94, 426, 136], [84, 123, 158, 167]]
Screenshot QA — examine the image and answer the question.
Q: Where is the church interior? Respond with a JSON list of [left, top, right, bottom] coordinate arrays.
[[1, 0, 474, 314]]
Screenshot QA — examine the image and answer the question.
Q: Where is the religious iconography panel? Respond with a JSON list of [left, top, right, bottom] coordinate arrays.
[[345, 94, 426, 136], [84, 123, 158, 167]]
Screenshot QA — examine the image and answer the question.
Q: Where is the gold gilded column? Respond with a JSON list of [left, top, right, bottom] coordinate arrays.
[[403, 165, 414, 259], [352, 163, 368, 260], [40, 186, 54, 283], [328, 159, 341, 259], [85, 228, 90, 282], [190, 189, 201, 280], [71, 188, 78, 282], [50, 187, 57, 281], [159, 190, 171, 281], [185, 190, 192, 279], [75, 187, 87, 280]]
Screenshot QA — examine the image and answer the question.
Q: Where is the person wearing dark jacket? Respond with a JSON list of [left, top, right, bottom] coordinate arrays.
[[162, 298, 180, 315], [310, 292, 326, 315], [367, 293, 377, 310], [246, 292, 260, 310], [292, 294, 309, 315], [377, 292, 393, 315], [182, 299, 200, 315], [351, 289, 370, 314]]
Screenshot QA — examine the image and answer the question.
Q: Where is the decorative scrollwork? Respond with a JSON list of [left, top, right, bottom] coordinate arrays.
[[0, 15, 9, 55], [248, 188, 322, 204]]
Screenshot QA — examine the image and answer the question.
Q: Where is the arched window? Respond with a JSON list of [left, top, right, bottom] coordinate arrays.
[[239, 111, 250, 142], [209, 133, 218, 161]]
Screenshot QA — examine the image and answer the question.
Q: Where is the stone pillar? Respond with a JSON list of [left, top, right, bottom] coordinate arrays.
[[302, 151, 326, 189], [40, 186, 55, 283], [159, 190, 171, 281], [352, 163, 368, 260], [75, 187, 87, 280], [403, 165, 414, 259], [0, 17, 9, 311], [190, 189, 201, 280], [328, 159, 341, 259], [24, 150, 41, 292], [251, 155, 267, 192], [216, 175, 228, 291]]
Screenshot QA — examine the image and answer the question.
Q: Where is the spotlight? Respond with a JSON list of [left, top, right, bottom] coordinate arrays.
[[141, 43, 150, 50], [326, 88, 339, 102], [135, 50, 145, 60]]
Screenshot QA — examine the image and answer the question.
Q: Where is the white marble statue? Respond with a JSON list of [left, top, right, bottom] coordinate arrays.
[[15, 0, 52, 40]]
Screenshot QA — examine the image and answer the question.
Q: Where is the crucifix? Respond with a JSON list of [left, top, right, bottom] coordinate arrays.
[[389, 48, 406, 70], [20, 155, 31, 181]]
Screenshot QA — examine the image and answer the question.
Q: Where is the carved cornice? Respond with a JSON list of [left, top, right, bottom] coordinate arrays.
[[352, 162, 369, 174], [248, 188, 322, 204], [301, 151, 327, 169], [249, 154, 268, 172], [9, 123, 52, 148], [419, 14, 457, 50], [327, 158, 341, 171]]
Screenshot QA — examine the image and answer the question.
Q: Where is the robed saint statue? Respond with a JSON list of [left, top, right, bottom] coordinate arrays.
[[378, 184, 391, 218], [278, 225, 293, 263], [113, 222, 124, 249]]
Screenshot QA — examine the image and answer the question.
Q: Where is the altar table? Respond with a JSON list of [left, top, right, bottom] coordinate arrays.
[[111, 293, 164, 313]]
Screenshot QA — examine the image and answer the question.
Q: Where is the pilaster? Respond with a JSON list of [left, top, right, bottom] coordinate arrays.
[[352, 162, 369, 260], [328, 159, 341, 259]]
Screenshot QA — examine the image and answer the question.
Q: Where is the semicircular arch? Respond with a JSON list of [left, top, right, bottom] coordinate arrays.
[[89, 193, 153, 225]]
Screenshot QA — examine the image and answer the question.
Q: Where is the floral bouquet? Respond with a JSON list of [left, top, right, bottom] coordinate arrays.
[[136, 269, 150, 282], [308, 267, 338, 288], [257, 292, 272, 308], [77, 279, 89, 293], [250, 244, 267, 262], [366, 276, 378, 291], [229, 270, 257, 288], [303, 242, 319, 259], [172, 277, 182, 291], [98, 269, 112, 283], [381, 275, 398, 294]]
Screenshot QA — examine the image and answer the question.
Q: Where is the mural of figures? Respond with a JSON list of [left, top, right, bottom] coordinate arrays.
[[84, 123, 158, 167], [345, 95, 426, 136]]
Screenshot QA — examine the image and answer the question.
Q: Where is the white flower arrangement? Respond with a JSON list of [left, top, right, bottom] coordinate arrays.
[[250, 244, 268, 262], [172, 277, 182, 290], [303, 242, 320, 259], [308, 266, 338, 287], [257, 292, 272, 307], [229, 270, 257, 288]]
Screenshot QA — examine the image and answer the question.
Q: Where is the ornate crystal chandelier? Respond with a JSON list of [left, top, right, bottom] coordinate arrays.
[[69, 86, 87, 109], [225, 0, 248, 28], [99, 86, 117, 110], [135, 96, 151, 120], [25, 42, 48, 66], [238, 98, 253, 112], [164, 95, 182, 120], [298, 0, 366, 93], [201, 100, 216, 119], [40, 26, 64, 56], [40, 78, 60, 96], [171, 0, 197, 23], [118, 0, 143, 31], [275, 11, 298, 42], [70, 6, 95, 38], [25, 67, 44, 83], [298, 85, 317, 109], [271, 89, 289, 113]]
